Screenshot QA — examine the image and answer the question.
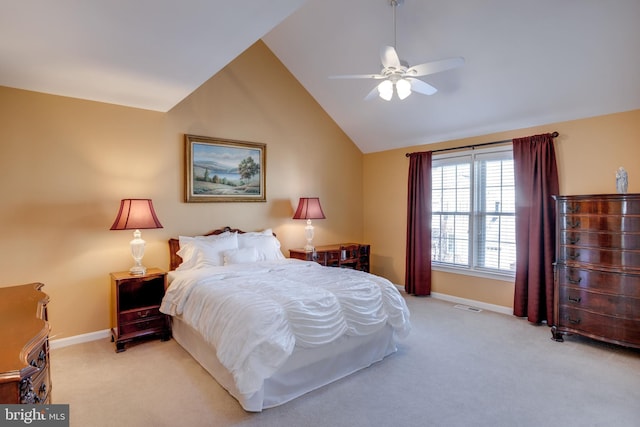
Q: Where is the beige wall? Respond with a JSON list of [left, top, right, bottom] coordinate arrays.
[[2, 35, 638, 338], [363, 109, 640, 309], [0, 41, 364, 339]]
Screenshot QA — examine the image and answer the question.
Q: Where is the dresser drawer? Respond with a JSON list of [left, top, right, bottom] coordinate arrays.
[[29, 366, 51, 404], [557, 246, 640, 269], [557, 307, 640, 345], [119, 316, 167, 336], [559, 198, 640, 215], [558, 287, 640, 319], [559, 230, 640, 250], [119, 306, 162, 323], [559, 214, 640, 232], [556, 265, 640, 297]]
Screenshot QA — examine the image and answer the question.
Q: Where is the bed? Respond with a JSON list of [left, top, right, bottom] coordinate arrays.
[[160, 227, 411, 412]]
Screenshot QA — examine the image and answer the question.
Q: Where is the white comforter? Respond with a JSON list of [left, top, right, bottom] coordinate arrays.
[[160, 259, 410, 396]]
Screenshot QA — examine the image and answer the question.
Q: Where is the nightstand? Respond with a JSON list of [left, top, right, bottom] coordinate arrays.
[[110, 268, 171, 352], [289, 243, 370, 272]]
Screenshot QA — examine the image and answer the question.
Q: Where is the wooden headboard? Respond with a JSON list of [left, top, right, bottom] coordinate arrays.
[[168, 226, 275, 271]]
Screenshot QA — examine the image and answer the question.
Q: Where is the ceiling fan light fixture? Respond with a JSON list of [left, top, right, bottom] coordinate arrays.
[[396, 78, 412, 100], [378, 80, 393, 101], [328, 0, 464, 101]]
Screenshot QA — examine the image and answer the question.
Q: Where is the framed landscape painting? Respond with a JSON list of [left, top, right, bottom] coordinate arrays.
[[185, 134, 266, 202]]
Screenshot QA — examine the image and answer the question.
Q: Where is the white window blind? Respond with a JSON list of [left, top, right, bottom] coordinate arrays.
[[431, 147, 516, 277]]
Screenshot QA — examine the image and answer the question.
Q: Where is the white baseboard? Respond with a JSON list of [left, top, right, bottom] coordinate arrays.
[[50, 329, 111, 349], [430, 292, 512, 315], [397, 284, 512, 315]]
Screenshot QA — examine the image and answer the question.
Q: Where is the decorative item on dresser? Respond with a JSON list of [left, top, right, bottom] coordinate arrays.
[[0, 283, 51, 404], [289, 243, 370, 272], [110, 268, 171, 352], [552, 193, 640, 349]]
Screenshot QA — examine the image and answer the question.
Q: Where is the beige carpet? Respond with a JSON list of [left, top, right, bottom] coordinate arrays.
[[51, 296, 640, 427]]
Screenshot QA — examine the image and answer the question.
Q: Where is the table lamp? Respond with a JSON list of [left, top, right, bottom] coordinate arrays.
[[292, 197, 325, 251], [110, 199, 163, 275]]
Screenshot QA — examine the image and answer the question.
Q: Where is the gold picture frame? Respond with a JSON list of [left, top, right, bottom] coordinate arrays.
[[185, 134, 266, 202]]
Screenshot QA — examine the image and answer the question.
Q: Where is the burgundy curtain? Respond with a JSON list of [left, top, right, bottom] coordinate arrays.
[[405, 151, 432, 295], [513, 133, 559, 323]]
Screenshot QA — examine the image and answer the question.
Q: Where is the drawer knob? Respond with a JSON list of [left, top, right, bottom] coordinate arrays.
[[568, 317, 581, 325], [567, 220, 581, 229], [567, 275, 582, 285], [568, 296, 581, 303], [568, 236, 580, 245], [568, 251, 581, 260], [567, 204, 581, 213]]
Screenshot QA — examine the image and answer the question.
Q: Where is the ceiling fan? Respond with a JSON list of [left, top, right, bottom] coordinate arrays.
[[330, 0, 464, 101]]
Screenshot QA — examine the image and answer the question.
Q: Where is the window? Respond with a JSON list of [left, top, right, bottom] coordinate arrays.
[[431, 146, 516, 279]]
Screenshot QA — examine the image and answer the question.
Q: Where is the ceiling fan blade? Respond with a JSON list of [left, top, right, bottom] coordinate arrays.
[[406, 57, 465, 77], [380, 45, 401, 69], [364, 85, 380, 101], [329, 73, 385, 80], [407, 78, 438, 96]]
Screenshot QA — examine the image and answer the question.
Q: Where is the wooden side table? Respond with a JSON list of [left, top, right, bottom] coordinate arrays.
[[289, 243, 370, 272], [110, 268, 171, 352]]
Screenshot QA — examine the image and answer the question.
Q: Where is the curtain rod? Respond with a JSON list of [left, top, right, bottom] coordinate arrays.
[[405, 131, 559, 157]]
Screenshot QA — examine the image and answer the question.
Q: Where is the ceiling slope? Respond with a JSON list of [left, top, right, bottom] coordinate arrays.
[[0, 0, 307, 111], [1, 0, 639, 153], [264, 0, 640, 152]]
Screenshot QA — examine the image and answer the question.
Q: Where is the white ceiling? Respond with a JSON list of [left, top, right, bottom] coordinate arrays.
[[2, 0, 639, 153]]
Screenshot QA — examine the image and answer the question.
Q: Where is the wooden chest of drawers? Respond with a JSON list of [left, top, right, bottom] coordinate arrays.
[[552, 194, 640, 348], [0, 283, 51, 404]]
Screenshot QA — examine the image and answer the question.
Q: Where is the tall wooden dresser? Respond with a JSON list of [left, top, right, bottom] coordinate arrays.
[[552, 194, 640, 348], [0, 283, 52, 403]]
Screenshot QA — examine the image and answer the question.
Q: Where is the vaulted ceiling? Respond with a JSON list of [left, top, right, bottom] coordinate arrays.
[[2, 0, 639, 153]]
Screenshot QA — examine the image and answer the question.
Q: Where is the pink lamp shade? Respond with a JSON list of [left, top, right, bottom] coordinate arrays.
[[292, 197, 326, 220], [110, 199, 163, 230], [110, 199, 162, 276]]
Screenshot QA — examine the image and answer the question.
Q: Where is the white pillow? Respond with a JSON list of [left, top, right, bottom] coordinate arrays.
[[223, 247, 258, 265], [238, 233, 285, 261], [176, 232, 233, 270], [177, 232, 238, 270]]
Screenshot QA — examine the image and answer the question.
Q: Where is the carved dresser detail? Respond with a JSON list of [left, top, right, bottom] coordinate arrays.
[[0, 283, 52, 404], [552, 194, 640, 349]]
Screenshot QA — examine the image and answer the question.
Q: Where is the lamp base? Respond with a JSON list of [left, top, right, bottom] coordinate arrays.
[[129, 265, 147, 276], [129, 230, 147, 276], [304, 244, 315, 252]]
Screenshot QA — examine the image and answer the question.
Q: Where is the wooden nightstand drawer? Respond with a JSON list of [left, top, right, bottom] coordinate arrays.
[[119, 306, 162, 323], [119, 317, 167, 336]]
